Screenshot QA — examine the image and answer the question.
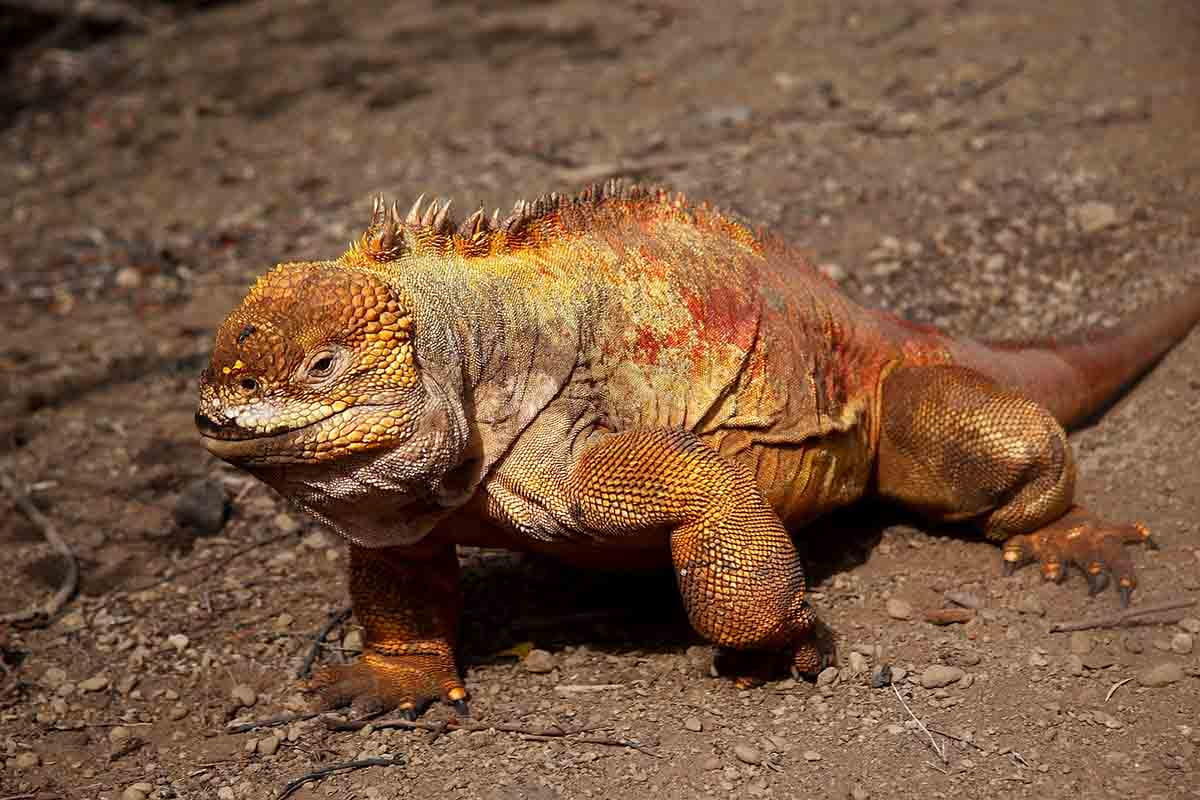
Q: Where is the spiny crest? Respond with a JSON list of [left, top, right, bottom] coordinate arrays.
[[347, 180, 710, 265]]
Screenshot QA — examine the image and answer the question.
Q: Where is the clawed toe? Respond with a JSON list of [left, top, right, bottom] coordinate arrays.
[[304, 653, 468, 720], [1000, 507, 1153, 604]]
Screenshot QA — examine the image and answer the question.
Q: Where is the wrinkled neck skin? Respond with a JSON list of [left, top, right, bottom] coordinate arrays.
[[254, 263, 582, 548]]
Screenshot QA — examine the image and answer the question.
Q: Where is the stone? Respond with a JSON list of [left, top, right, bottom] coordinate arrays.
[[217, 787, 236, 800], [851, 784, 870, 800], [79, 674, 109, 692], [122, 788, 148, 800], [886, 598, 913, 620], [683, 716, 703, 732], [1071, 201, 1118, 234], [1171, 633, 1193, 655], [41, 666, 68, 688], [1028, 652, 1049, 668], [802, 750, 822, 761], [847, 651, 868, 674], [816, 666, 839, 687], [920, 665, 965, 689], [231, 684, 258, 707], [1017, 593, 1045, 616], [258, 734, 281, 756], [523, 649, 556, 674], [734, 743, 763, 765], [173, 478, 230, 535], [13, 751, 40, 768], [1179, 618, 1200, 634], [167, 633, 190, 653], [869, 664, 892, 689], [342, 629, 363, 652], [1137, 663, 1185, 687]]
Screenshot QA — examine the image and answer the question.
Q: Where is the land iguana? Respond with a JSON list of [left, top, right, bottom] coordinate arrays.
[[196, 182, 1200, 717]]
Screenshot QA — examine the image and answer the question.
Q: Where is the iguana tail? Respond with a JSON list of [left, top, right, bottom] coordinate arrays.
[[945, 285, 1200, 430]]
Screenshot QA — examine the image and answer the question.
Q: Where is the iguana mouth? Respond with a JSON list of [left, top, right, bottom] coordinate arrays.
[[197, 405, 393, 463]]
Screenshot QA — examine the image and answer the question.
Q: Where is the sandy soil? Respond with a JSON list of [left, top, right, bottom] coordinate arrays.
[[1, 1, 1199, 798]]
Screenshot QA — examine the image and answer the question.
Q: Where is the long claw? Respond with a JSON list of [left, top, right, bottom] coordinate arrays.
[[1086, 570, 1109, 596], [452, 699, 470, 717]]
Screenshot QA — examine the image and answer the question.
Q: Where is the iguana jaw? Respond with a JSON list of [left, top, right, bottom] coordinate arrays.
[[197, 403, 402, 466]]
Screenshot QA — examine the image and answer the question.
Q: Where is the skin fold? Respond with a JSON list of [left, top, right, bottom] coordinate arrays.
[[196, 182, 1200, 717]]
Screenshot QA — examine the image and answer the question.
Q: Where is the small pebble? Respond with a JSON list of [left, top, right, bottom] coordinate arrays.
[[886, 598, 914, 620], [869, 664, 892, 689], [802, 750, 822, 762], [734, 743, 763, 765], [342, 629, 364, 652], [173, 478, 230, 535], [920, 665, 965, 689], [231, 684, 258, 707], [121, 788, 147, 800], [523, 649, 556, 674], [275, 513, 302, 534], [891, 666, 908, 683], [816, 666, 839, 687], [109, 726, 131, 743], [1065, 655, 1084, 676], [1137, 663, 1185, 687], [847, 651, 868, 674], [258, 734, 281, 756], [1122, 634, 1143, 654], [1028, 652, 1049, 668], [1071, 201, 1118, 234], [167, 633, 190, 653], [683, 716, 703, 732], [851, 784, 870, 800], [79, 674, 109, 692], [41, 666, 68, 688], [1179, 618, 1200, 634], [13, 751, 40, 769], [217, 787, 236, 800], [1171, 633, 1193, 655]]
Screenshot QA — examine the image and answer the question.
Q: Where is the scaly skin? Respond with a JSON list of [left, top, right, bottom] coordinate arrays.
[[196, 182, 1200, 716]]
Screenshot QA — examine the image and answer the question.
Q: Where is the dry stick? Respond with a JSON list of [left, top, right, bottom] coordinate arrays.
[[0, 469, 78, 626], [277, 756, 403, 800], [891, 681, 947, 764], [296, 606, 352, 679], [1105, 677, 1133, 704], [1048, 598, 1197, 633], [227, 712, 320, 734], [328, 716, 661, 757], [927, 727, 986, 752]]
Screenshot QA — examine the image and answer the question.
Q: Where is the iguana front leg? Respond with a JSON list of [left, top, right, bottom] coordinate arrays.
[[305, 542, 468, 717], [567, 428, 822, 677]]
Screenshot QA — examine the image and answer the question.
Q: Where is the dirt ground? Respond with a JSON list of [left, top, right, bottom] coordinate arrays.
[[2, 1, 1199, 798]]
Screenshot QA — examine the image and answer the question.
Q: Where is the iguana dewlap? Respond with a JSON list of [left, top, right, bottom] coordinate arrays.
[[196, 183, 1200, 716]]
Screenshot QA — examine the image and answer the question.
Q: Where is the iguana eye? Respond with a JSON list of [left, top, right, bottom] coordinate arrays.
[[239, 376, 259, 392], [304, 350, 339, 380]]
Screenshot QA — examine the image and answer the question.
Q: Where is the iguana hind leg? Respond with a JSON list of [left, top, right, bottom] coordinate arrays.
[[876, 364, 1152, 604], [305, 542, 468, 717], [568, 428, 822, 679]]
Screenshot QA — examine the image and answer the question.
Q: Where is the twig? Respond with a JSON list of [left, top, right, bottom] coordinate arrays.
[[296, 607, 352, 678], [1105, 677, 1133, 703], [327, 716, 660, 757], [278, 756, 403, 800], [891, 681, 947, 763], [924, 760, 949, 775], [927, 727, 986, 752], [0, 469, 78, 626], [951, 59, 1026, 103], [226, 711, 319, 734], [1048, 599, 1197, 633]]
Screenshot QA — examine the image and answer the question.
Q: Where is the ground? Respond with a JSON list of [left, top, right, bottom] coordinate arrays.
[[1, 1, 1199, 798]]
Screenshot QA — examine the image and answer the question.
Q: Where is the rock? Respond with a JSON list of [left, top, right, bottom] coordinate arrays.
[[683, 716, 703, 732], [109, 726, 132, 743], [1065, 655, 1084, 676], [697, 106, 753, 128], [41, 666, 68, 688], [523, 649, 556, 674], [13, 751, 40, 769], [926, 608, 975, 625], [1179, 618, 1200, 634], [79, 674, 109, 692], [952, 650, 982, 667], [890, 666, 907, 683], [217, 787, 236, 800], [1082, 652, 1116, 670], [819, 263, 847, 282], [173, 478, 230, 535], [169, 705, 189, 721], [114, 267, 143, 289], [816, 666, 839, 687], [802, 750, 822, 761], [1137, 663, 1185, 687], [1017, 593, 1045, 616], [1069, 632, 1093, 655], [122, 788, 148, 800], [734, 743, 763, 765], [274, 513, 302, 534], [869, 664, 892, 688], [342, 629, 363, 652], [850, 784, 870, 800], [920, 665, 965, 689], [167, 633, 189, 653], [847, 651, 868, 674], [231, 684, 258, 707], [258, 734, 281, 756], [1121, 634, 1144, 654], [1171, 632, 1193, 655], [1071, 201, 1118, 234], [1028, 652, 1049, 668], [886, 598, 913, 620]]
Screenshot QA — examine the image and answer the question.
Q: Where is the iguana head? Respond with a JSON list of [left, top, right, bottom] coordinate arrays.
[[196, 259, 471, 544]]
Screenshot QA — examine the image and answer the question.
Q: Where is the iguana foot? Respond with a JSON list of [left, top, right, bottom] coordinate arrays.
[[713, 637, 828, 688], [1001, 507, 1154, 606], [305, 651, 469, 718]]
